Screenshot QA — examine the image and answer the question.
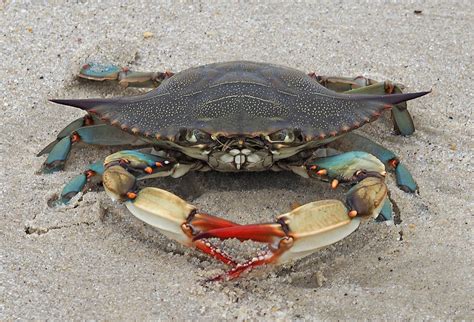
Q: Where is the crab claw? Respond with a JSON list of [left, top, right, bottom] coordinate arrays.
[[124, 187, 240, 266], [102, 161, 240, 266], [345, 177, 388, 219], [194, 200, 360, 280]]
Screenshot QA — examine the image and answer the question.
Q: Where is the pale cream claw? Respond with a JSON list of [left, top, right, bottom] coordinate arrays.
[[345, 177, 388, 218], [276, 200, 361, 264], [125, 187, 197, 245], [102, 165, 136, 201]]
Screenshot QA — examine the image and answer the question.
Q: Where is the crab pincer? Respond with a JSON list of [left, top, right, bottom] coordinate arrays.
[[193, 179, 387, 281], [194, 200, 360, 281], [101, 151, 241, 267]]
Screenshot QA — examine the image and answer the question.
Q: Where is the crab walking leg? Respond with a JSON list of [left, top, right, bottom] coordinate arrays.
[[60, 161, 105, 204], [328, 133, 418, 193], [40, 124, 145, 173], [310, 74, 416, 135], [101, 150, 240, 266], [79, 63, 174, 88], [37, 115, 96, 156]]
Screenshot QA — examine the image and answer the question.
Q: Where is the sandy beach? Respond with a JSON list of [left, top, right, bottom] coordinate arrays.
[[1, 1, 472, 319]]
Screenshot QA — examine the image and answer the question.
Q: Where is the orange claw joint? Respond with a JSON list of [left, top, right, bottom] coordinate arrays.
[[195, 200, 361, 281]]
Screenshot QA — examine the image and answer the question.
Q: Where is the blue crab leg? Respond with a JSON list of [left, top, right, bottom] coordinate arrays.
[[311, 74, 416, 135], [378, 198, 394, 222], [79, 63, 174, 88], [60, 161, 105, 204], [328, 132, 418, 193], [40, 124, 144, 173], [99, 150, 241, 266], [37, 115, 96, 156]]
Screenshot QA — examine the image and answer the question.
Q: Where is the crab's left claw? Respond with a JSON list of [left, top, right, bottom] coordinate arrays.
[[195, 200, 361, 281]]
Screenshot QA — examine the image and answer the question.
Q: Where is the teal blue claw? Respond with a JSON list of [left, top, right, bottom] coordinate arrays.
[[61, 161, 105, 204], [395, 162, 418, 193]]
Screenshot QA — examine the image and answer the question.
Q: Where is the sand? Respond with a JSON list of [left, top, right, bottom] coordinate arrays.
[[1, 1, 473, 319]]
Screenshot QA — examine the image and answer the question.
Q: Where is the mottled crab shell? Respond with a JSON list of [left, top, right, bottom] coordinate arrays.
[[51, 61, 428, 141]]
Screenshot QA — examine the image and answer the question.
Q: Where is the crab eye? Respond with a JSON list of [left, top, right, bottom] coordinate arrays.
[[267, 129, 295, 143], [185, 129, 211, 143]]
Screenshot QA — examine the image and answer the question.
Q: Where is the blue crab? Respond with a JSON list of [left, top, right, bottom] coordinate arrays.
[[39, 61, 429, 280]]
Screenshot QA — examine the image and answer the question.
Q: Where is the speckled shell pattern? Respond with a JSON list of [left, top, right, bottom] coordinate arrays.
[[53, 61, 426, 141]]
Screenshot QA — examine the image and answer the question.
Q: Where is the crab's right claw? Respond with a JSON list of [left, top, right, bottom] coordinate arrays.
[[195, 200, 361, 281], [102, 161, 240, 267], [124, 187, 241, 266]]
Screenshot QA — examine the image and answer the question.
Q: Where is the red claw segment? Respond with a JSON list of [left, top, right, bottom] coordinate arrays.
[[194, 223, 285, 244], [194, 239, 237, 267], [208, 250, 277, 281], [194, 223, 288, 279], [188, 212, 240, 232]]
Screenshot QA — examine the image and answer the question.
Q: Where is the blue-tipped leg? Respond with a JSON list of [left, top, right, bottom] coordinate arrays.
[[39, 123, 142, 173], [61, 161, 105, 204], [43, 136, 72, 173], [79, 63, 122, 80], [38, 117, 89, 157], [395, 162, 418, 193], [79, 62, 172, 88], [391, 104, 415, 136], [376, 198, 393, 222]]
